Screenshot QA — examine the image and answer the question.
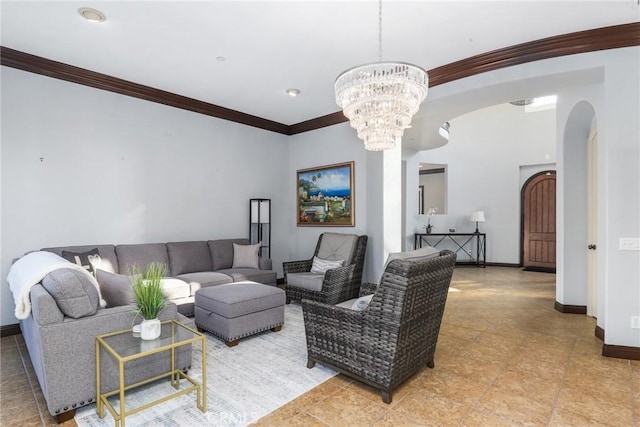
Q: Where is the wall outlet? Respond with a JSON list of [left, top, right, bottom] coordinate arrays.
[[631, 316, 640, 329], [619, 238, 640, 251]]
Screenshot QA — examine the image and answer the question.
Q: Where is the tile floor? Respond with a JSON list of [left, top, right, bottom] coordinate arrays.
[[2, 267, 639, 426]]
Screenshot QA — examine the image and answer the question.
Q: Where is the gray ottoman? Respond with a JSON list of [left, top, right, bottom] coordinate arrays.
[[194, 281, 285, 346]]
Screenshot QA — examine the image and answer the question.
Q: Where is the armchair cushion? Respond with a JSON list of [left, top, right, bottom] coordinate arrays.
[[42, 268, 100, 318], [317, 233, 358, 264], [310, 256, 344, 274], [380, 246, 440, 281], [286, 272, 325, 292]]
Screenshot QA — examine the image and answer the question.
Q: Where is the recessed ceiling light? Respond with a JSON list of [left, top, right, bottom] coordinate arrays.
[[78, 7, 106, 23], [286, 88, 301, 97]]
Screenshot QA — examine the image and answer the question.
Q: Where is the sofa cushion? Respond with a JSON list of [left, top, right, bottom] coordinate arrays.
[[317, 233, 358, 264], [116, 243, 169, 276], [232, 243, 260, 269], [217, 268, 277, 285], [42, 245, 118, 274], [167, 241, 213, 276], [96, 269, 135, 308], [208, 238, 249, 270], [159, 278, 191, 300], [42, 268, 99, 318], [176, 271, 234, 295], [287, 272, 324, 292]]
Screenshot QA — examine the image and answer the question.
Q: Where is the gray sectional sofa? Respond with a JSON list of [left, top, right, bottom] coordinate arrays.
[[43, 238, 277, 316], [17, 238, 277, 421]]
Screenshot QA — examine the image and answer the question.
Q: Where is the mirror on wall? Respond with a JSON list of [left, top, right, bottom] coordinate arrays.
[[419, 163, 447, 214]]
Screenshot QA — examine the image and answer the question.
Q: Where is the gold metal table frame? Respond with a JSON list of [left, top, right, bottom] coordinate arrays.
[[95, 320, 206, 427]]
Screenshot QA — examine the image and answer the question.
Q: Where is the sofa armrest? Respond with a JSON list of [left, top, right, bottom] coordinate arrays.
[[30, 284, 64, 325], [259, 257, 272, 270]]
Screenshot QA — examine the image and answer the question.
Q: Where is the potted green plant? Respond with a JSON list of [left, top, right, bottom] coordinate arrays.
[[131, 262, 167, 340]]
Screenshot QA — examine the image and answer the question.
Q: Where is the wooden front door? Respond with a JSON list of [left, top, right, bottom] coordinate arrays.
[[522, 171, 557, 271]]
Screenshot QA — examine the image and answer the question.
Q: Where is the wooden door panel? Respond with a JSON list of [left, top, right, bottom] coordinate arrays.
[[523, 172, 557, 270]]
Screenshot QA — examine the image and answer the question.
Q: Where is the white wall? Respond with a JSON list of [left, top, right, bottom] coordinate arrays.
[[286, 123, 372, 277], [555, 47, 640, 347], [1, 67, 288, 326], [415, 103, 557, 263]]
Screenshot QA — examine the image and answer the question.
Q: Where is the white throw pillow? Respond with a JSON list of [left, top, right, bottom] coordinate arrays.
[[310, 256, 344, 274], [232, 243, 260, 269], [350, 294, 374, 311]]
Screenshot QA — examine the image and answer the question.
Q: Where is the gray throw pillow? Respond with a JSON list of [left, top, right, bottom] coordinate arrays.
[[232, 243, 260, 269], [95, 269, 135, 308], [42, 268, 99, 318]]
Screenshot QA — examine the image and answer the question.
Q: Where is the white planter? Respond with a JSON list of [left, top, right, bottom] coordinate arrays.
[[140, 318, 161, 340]]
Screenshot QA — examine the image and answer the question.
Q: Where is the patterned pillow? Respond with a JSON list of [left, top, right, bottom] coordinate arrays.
[[310, 256, 344, 274], [61, 248, 102, 276], [232, 243, 260, 269]]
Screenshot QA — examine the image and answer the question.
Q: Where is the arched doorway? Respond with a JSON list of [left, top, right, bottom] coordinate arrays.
[[521, 171, 557, 272]]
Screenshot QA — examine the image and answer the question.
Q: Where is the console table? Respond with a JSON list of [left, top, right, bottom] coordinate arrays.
[[415, 232, 486, 268]]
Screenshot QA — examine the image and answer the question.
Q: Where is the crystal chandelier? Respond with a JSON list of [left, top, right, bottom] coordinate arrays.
[[334, 1, 428, 151]]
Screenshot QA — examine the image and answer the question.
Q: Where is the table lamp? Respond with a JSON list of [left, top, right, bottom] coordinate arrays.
[[469, 211, 486, 233]]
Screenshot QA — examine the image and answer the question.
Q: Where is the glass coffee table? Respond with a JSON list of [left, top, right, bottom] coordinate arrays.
[[96, 320, 206, 427]]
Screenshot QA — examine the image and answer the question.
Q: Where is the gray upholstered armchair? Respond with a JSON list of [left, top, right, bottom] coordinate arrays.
[[283, 233, 367, 305], [302, 250, 456, 404]]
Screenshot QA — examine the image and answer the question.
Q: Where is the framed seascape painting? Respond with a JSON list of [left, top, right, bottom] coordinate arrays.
[[297, 161, 355, 226]]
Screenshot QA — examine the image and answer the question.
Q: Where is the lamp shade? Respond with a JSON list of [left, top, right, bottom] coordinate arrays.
[[469, 211, 486, 223], [250, 200, 270, 223]]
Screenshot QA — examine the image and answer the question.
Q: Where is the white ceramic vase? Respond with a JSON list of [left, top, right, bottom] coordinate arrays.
[[140, 318, 161, 340]]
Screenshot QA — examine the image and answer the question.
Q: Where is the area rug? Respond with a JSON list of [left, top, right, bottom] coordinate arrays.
[[74, 304, 336, 427]]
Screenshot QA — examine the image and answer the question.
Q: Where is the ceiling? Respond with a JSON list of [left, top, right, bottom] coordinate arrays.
[[2, 1, 639, 129]]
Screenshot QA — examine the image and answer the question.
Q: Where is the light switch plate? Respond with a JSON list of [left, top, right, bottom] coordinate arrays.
[[619, 238, 640, 251]]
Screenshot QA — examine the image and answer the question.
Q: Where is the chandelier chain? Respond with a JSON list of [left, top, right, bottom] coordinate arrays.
[[378, 0, 383, 61]]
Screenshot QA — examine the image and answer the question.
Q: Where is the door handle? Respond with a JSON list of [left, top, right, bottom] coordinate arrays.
[[588, 244, 597, 250]]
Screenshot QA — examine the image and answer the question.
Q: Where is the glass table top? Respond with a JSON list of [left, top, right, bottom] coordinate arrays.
[[99, 320, 200, 359]]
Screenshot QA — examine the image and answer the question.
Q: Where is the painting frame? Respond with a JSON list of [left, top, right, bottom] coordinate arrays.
[[297, 161, 355, 227]]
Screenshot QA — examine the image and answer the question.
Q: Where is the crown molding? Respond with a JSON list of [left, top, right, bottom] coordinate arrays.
[[0, 46, 290, 135], [2, 23, 639, 135]]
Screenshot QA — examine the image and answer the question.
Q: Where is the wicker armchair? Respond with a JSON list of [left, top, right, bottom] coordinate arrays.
[[302, 250, 456, 404], [283, 233, 367, 305]]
